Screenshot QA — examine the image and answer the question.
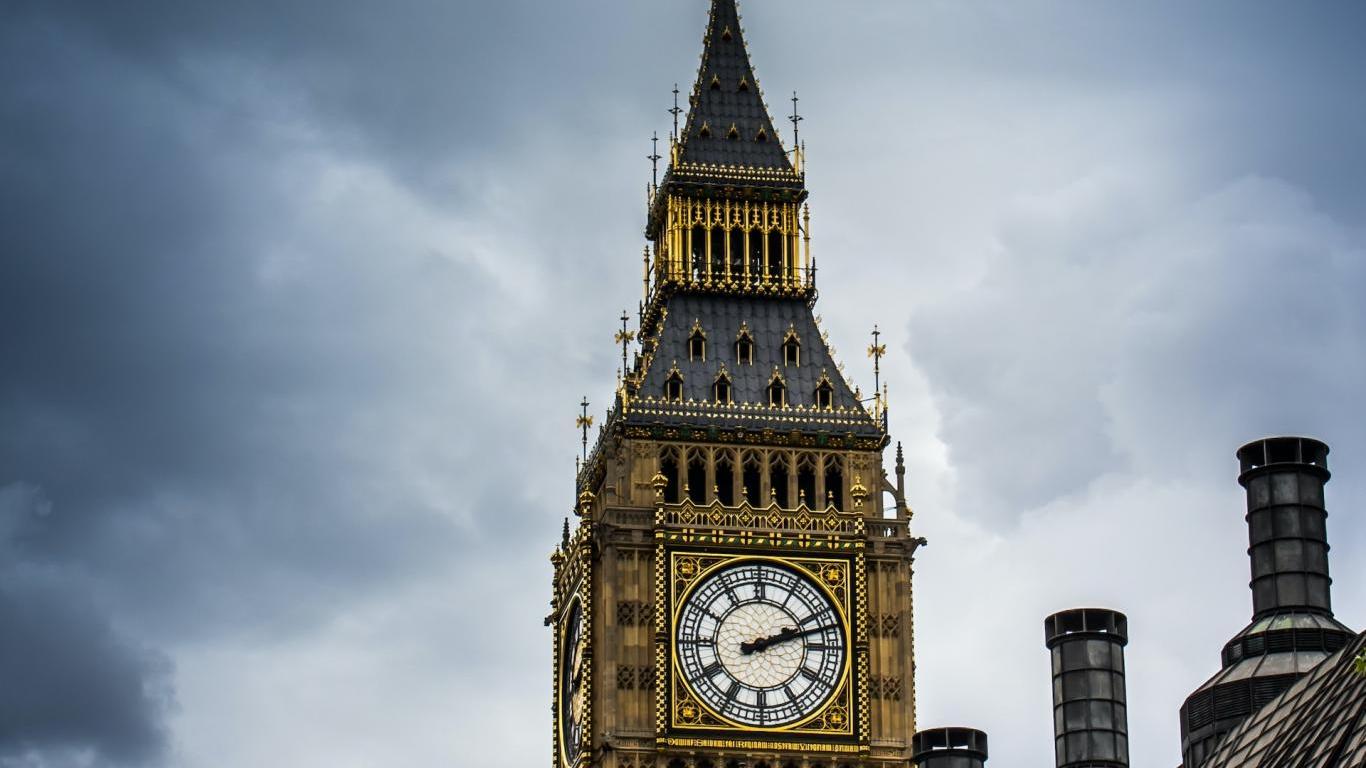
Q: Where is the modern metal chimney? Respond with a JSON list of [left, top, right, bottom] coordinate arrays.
[[1178, 436, 1356, 768], [911, 727, 988, 768], [1045, 608, 1130, 768]]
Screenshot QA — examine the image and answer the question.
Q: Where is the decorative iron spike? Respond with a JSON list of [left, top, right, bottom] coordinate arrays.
[[670, 83, 682, 139], [649, 131, 661, 189]]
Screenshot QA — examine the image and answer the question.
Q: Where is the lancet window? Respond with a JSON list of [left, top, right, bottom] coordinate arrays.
[[686, 450, 706, 504], [688, 321, 707, 362], [735, 324, 754, 365], [814, 371, 835, 410], [769, 456, 790, 508], [660, 449, 681, 504], [742, 452, 763, 506], [715, 452, 735, 506], [767, 369, 787, 407], [782, 327, 801, 367], [796, 454, 818, 508], [713, 367, 732, 404], [664, 367, 684, 402]]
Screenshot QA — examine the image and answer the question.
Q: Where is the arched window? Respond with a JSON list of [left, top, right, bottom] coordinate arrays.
[[797, 454, 817, 509], [735, 323, 754, 365], [686, 450, 706, 504], [767, 368, 787, 407], [664, 366, 684, 402], [715, 453, 735, 506], [782, 326, 801, 367], [660, 449, 681, 504], [824, 456, 845, 511], [688, 321, 706, 362], [814, 371, 835, 410], [713, 367, 732, 404], [742, 452, 763, 506], [769, 455, 790, 508]]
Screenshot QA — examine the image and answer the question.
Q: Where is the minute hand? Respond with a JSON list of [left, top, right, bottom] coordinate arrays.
[[740, 624, 839, 654]]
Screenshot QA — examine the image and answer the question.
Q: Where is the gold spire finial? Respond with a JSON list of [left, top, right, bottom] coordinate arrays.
[[850, 474, 868, 510]]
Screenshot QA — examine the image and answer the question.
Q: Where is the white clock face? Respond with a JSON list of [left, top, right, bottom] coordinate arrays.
[[675, 560, 846, 727]]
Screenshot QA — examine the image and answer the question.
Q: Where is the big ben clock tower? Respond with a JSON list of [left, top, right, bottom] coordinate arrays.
[[550, 2, 922, 768]]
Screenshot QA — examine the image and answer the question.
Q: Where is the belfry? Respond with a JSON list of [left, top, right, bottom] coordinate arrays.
[[549, 2, 922, 767]]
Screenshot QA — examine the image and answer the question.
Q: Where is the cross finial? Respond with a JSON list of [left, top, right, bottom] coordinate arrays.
[[670, 83, 682, 140], [615, 310, 636, 380], [789, 91, 803, 148], [575, 397, 593, 461], [867, 324, 886, 396], [649, 131, 662, 191]]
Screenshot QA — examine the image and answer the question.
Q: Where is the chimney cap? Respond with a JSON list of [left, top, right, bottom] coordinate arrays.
[[911, 727, 988, 761], [1237, 436, 1330, 483], [1045, 607, 1129, 648]]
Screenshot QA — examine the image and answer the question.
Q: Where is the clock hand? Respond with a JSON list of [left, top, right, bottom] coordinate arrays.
[[740, 624, 839, 654]]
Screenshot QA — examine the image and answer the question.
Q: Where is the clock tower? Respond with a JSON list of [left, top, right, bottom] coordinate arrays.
[[550, 2, 923, 768]]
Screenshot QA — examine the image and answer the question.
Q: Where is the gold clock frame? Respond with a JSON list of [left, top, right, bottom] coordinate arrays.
[[662, 550, 857, 739]]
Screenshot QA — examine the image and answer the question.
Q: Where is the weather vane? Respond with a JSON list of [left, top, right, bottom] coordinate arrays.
[[615, 310, 636, 380], [789, 91, 803, 148], [670, 83, 682, 140], [576, 397, 593, 461], [867, 324, 886, 396]]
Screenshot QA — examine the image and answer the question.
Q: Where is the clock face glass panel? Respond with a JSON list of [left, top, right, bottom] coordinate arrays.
[[676, 560, 846, 727], [559, 597, 585, 766]]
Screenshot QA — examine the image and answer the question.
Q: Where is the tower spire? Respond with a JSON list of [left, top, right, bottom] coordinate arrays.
[[675, 0, 793, 172]]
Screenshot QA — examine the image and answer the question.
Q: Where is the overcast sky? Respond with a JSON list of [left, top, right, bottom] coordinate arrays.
[[2, 1, 1364, 767]]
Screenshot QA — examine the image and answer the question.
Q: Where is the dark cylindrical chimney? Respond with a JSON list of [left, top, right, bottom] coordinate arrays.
[[1237, 436, 1333, 618], [1178, 436, 1353, 768], [1045, 608, 1130, 768], [911, 727, 988, 768]]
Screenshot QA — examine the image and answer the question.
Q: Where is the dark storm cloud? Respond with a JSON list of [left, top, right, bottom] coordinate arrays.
[[1, 0, 689, 760], [0, 485, 172, 767]]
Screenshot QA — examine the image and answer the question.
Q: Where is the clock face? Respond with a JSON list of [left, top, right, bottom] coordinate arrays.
[[559, 596, 586, 767], [675, 560, 847, 728]]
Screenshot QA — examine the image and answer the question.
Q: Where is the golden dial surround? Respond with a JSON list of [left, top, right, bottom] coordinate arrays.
[[673, 556, 849, 730]]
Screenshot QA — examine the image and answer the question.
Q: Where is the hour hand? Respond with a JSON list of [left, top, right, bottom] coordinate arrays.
[[740, 626, 798, 654]]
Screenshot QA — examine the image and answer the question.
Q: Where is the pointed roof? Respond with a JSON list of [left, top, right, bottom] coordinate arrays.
[[677, 0, 794, 172]]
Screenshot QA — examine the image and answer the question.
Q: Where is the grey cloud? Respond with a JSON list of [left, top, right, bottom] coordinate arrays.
[[908, 169, 1366, 528], [0, 485, 173, 768]]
